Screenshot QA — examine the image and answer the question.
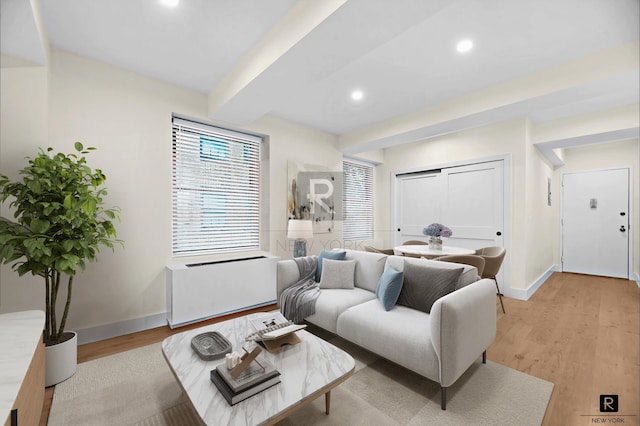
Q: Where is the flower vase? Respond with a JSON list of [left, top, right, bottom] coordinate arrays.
[[429, 236, 443, 250]]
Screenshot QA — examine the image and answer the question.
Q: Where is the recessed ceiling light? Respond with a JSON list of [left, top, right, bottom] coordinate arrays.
[[456, 39, 473, 53], [351, 90, 364, 101], [160, 0, 179, 7]]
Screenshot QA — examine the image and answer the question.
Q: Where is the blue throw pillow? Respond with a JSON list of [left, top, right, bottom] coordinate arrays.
[[376, 266, 404, 311], [316, 249, 347, 282]]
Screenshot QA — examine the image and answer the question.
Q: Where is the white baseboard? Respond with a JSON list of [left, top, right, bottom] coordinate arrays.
[[507, 265, 559, 301], [75, 302, 277, 344], [75, 312, 167, 345], [509, 266, 639, 301]]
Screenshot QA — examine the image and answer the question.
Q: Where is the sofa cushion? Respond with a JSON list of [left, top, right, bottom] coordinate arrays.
[[316, 249, 346, 282], [396, 262, 463, 313], [386, 255, 477, 289], [305, 288, 376, 333], [319, 259, 356, 289], [345, 250, 388, 292], [375, 266, 404, 311], [336, 299, 440, 380]]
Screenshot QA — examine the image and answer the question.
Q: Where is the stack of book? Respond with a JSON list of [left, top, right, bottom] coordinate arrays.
[[210, 357, 281, 405]]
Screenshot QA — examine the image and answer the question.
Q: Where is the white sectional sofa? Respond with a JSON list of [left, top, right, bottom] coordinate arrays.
[[276, 249, 497, 410]]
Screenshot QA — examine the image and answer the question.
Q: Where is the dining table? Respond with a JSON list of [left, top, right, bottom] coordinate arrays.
[[393, 244, 475, 259]]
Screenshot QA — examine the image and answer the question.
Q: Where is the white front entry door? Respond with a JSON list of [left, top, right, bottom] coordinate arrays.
[[561, 168, 630, 279]]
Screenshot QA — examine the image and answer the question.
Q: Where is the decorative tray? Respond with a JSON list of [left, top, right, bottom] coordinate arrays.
[[191, 331, 233, 361]]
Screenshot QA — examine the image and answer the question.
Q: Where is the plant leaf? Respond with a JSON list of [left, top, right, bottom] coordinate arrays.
[[62, 240, 74, 251], [30, 219, 50, 234]]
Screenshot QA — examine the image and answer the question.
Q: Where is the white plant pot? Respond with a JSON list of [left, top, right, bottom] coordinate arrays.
[[45, 331, 77, 387]]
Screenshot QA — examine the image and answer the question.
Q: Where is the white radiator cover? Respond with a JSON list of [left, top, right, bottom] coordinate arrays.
[[166, 255, 280, 328]]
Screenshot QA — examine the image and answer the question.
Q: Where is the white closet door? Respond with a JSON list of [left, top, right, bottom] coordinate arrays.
[[395, 171, 444, 244], [442, 161, 504, 250], [394, 161, 504, 249], [393, 160, 506, 290]]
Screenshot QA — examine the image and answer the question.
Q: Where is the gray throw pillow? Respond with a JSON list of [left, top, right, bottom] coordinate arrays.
[[319, 259, 356, 289], [396, 262, 463, 313], [315, 249, 347, 282]]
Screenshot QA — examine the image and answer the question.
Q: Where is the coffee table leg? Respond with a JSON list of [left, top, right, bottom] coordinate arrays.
[[325, 391, 331, 414]]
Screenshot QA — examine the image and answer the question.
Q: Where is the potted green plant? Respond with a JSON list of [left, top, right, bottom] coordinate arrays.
[[0, 142, 122, 386]]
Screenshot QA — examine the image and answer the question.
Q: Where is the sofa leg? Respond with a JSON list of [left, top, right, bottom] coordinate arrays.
[[441, 386, 447, 410], [483, 350, 486, 364]]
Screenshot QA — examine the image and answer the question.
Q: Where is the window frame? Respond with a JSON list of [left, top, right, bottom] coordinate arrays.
[[342, 158, 375, 242], [171, 116, 263, 257]]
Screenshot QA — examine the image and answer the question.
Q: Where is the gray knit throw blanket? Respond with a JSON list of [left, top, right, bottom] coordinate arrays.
[[279, 256, 320, 324]]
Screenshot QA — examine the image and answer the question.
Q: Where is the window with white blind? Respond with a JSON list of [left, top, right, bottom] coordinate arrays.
[[172, 117, 262, 256], [343, 159, 374, 241]]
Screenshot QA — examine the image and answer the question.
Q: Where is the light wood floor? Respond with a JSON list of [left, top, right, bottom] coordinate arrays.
[[489, 272, 639, 425], [39, 272, 639, 425]]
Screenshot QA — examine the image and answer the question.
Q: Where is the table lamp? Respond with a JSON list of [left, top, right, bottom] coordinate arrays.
[[287, 220, 313, 257]]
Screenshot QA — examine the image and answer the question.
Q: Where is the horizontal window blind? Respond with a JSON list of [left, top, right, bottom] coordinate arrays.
[[343, 160, 374, 241], [172, 117, 261, 256]]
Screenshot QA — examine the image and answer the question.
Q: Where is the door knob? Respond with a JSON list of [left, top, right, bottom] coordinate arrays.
[[496, 231, 502, 236], [620, 225, 626, 232]]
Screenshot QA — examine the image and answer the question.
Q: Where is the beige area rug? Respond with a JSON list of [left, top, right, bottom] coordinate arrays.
[[49, 338, 553, 426]]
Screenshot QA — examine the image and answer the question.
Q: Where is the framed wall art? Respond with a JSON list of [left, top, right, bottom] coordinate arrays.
[[287, 161, 342, 234]]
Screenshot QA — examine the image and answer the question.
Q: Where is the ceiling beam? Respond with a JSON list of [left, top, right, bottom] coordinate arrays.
[[0, 0, 50, 66], [338, 41, 639, 154], [534, 128, 639, 167], [207, 0, 349, 122], [532, 103, 639, 167], [207, 0, 455, 126]]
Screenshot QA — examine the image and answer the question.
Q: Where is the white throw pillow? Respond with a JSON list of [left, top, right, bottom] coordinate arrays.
[[319, 258, 356, 289]]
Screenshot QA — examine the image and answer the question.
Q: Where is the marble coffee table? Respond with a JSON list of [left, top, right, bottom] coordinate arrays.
[[162, 313, 355, 425]]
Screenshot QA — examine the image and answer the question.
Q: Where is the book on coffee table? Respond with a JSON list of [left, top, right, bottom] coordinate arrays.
[[211, 368, 281, 406], [246, 312, 306, 342]]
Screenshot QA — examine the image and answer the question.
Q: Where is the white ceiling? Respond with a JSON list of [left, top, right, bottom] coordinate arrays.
[[2, 0, 639, 148]]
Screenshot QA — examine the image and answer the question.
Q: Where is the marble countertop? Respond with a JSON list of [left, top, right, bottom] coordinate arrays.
[[163, 313, 355, 425], [0, 310, 45, 422]]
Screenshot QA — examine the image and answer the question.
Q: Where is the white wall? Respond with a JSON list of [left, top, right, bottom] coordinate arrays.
[[524, 119, 556, 287], [0, 65, 49, 311], [1, 49, 209, 333], [0, 49, 344, 339]]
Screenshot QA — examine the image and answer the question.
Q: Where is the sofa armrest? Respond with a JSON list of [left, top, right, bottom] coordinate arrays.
[[429, 278, 497, 387], [276, 259, 302, 303]]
